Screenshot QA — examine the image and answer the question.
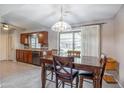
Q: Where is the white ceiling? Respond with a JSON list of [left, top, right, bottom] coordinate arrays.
[[0, 4, 122, 30]]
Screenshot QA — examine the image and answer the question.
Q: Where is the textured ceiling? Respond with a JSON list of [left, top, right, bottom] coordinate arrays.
[[0, 4, 122, 30]]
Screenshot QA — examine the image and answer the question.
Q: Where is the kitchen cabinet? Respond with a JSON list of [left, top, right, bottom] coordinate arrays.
[[16, 50, 20, 61], [28, 51, 32, 64], [20, 33, 29, 44], [20, 50, 24, 62], [16, 49, 32, 64], [23, 51, 29, 63], [20, 31, 48, 46], [38, 31, 48, 46]]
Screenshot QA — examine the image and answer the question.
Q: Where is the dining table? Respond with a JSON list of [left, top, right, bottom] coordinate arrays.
[[40, 55, 102, 88]]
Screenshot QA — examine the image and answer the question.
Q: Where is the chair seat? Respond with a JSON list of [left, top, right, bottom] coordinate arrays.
[[45, 64, 54, 70], [57, 67, 79, 80], [79, 70, 93, 78]]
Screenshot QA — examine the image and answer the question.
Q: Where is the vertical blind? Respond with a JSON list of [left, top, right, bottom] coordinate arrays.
[[81, 25, 100, 57]]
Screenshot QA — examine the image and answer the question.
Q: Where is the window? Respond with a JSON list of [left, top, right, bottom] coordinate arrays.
[[59, 31, 81, 55], [30, 34, 41, 48], [59, 25, 100, 57]]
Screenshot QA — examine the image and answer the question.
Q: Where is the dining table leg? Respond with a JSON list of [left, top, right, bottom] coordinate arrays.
[[94, 69, 101, 88], [41, 61, 46, 88], [94, 78, 101, 88]]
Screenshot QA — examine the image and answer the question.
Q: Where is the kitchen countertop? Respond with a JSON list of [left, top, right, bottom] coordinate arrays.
[[16, 48, 48, 52]]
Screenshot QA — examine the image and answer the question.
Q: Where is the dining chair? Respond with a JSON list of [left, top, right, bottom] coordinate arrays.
[[68, 50, 80, 58], [45, 50, 58, 80], [79, 55, 107, 88], [53, 56, 79, 88]]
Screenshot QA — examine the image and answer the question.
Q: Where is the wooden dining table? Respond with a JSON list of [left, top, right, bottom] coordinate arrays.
[[40, 56, 102, 88]]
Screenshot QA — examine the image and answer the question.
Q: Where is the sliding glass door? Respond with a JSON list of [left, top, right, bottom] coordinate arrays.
[[59, 25, 100, 57], [59, 31, 81, 55], [59, 33, 73, 55]]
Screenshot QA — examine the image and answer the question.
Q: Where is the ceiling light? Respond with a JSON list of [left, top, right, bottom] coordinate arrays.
[[51, 5, 72, 32], [2, 23, 9, 31]]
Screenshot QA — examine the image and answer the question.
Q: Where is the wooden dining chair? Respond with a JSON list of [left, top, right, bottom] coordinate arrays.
[[45, 50, 58, 80], [79, 56, 107, 88], [68, 50, 80, 58], [53, 56, 79, 88]]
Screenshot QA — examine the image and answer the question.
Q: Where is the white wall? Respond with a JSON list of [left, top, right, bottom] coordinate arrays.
[[101, 20, 116, 58], [0, 30, 9, 60], [48, 31, 58, 50], [114, 6, 124, 87], [0, 27, 24, 61], [9, 30, 24, 61]]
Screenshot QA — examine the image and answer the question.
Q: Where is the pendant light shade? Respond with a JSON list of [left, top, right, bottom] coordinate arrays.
[[51, 5, 72, 32], [51, 20, 72, 32]]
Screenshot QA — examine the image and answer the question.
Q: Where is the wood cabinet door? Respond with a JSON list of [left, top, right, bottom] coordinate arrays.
[[16, 50, 20, 61], [20, 34, 29, 44], [16, 50, 32, 64], [38, 31, 48, 46], [23, 51, 28, 63], [28, 51, 32, 64], [19, 50, 23, 62]]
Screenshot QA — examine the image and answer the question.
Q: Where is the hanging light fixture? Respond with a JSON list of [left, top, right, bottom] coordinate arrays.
[[51, 5, 72, 32], [2, 23, 9, 31]]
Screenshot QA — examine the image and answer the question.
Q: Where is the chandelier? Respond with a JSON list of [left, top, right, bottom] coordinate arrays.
[[51, 5, 72, 32]]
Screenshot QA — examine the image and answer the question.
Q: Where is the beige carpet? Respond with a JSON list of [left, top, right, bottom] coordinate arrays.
[[0, 61, 120, 88]]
